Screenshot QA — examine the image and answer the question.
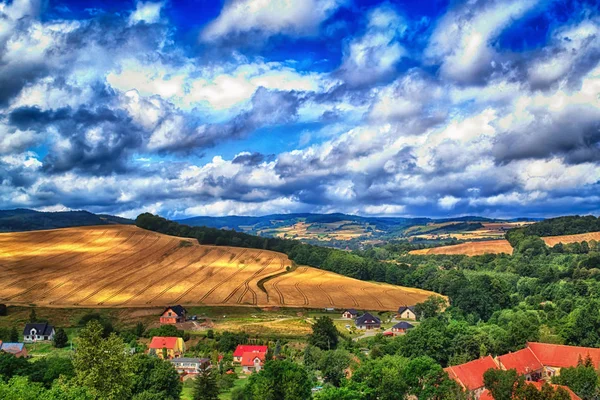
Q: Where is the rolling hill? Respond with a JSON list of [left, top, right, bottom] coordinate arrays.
[[0, 225, 438, 310], [0, 209, 133, 232], [410, 232, 600, 256]]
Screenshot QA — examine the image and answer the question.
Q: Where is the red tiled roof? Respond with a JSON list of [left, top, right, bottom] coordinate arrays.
[[149, 336, 179, 349], [527, 342, 600, 369], [241, 351, 266, 367], [480, 382, 581, 400], [444, 356, 499, 391], [233, 345, 268, 358], [497, 348, 543, 375]]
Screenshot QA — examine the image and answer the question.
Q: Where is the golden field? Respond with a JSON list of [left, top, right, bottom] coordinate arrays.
[[0, 225, 438, 310], [410, 231, 600, 256]]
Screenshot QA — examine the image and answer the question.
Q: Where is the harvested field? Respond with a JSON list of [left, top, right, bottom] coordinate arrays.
[[0, 225, 438, 310], [410, 231, 600, 256]]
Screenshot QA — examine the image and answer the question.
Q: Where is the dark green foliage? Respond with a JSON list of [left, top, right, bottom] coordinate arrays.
[[485, 369, 571, 400], [553, 362, 599, 399], [319, 350, 351, 387], [414, 296, 446, 320], [77, 313, 114, 338], [0, 209, 133, 232], [145, 324, 189, 341], [521, 215, 600, 237], [130, 354, 181, 400], [9, 327, 18, 342], [0, 304, 7, 316], [53, 328, 68, 348], [134, 322, 145, 338], [29, 308, 37, 322], [240, 360, 311, 400], [193, 368, 220, 400], [308, 316, 339, 350], [216, 331, 249, 352], [28, 357, 75, 388], [0, 352, 30, 381]]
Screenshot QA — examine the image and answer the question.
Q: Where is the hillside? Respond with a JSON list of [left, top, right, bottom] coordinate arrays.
[[410, 232, 600, 256], [0, 209, 133, 232], [0, 225, 438, 310]]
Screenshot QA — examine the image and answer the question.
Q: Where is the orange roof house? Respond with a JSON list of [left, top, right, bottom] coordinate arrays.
[[241, 351, 266, 374], [160, 305, 187, 324], [497, 348, 544, 379], [233, 345, 268, 363], [479, 381, 581, 400], [527, 342, 600, 369], [444, 356, 499, 393], [148, 336, 185, 359]]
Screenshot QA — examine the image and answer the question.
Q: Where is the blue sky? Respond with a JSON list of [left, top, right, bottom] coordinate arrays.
[[1, 0, 600, 219]]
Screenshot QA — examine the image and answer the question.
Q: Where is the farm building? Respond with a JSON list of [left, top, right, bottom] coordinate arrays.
[[148, 336, 185, 359], [445, 342, 600, 399], [170, 357, 211, 375], [23, 322, 55, 343], [160, 305, 187, 324], [355, 313, 381, 330], [241, 352, 266, 374], [0, 343, 28, 358], [391, 321, 414, 335], [396, 305, 416, 320], [480, 382, 581, 400], [342, 309, 358, 319], [233, 345, 268, 364]]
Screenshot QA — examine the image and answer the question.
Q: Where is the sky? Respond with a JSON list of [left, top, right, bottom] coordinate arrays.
[[1, 0, 600, 219]]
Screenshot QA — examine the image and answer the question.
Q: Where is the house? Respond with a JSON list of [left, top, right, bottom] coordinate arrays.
[[170, 357, 211, 375], [480, 381, 581, 400], [148, 336, 185, 359], [23, 322, 55, 343], [355, 313, 381, 330], [0, 343, 28, 358], [342, 309, 358, 319], [391, 321, 414, 335], [526, 342, 600, 378], [444, 356, 499, 399], [160, 305, 187, 324], [241, 351, 266, 374], [233, 345, 268, 363], [496, 347, 544, 381], [396, 305, 416, 320]]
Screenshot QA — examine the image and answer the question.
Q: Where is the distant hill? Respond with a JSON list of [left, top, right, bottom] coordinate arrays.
[[0, 209, 133, 232], [519, 215, 600, 237]]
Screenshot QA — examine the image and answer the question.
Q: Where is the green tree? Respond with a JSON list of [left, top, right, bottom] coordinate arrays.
[[553, 363, 599, 399], [0, 352, 30, 381], [414, 296, 446, 320], [130, 354, 181, 400], [308, 317, 339, 350], [28, 356, 74, 388], [193, 368, 220, 400], [73, 320, 133, 400], [53, 328, 68, 348], [242, 360, 311, 400], [0, 304, 7, 317], [319, 350, 351, 387], [29, 308, 37, 322], [9, 327, 18, 342], [483, 369, 520, 400]]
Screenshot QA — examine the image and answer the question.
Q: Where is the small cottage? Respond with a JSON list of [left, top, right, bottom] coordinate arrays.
[[160, 305, 187, 324], [396, 305, 416, 320], [148, 336, 185, 359], [170, 357, 211, 375], [355, 313, 381, 330], [0, 343, 28, 358], [241, 352, 266, 374], [23, 322, 55, 343], [233, 345, 268, 363], [342, 309, 358, 319], [391, 321, 414, 335]]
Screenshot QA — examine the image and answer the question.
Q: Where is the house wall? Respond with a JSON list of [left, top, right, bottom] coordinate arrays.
[[399, 310, 416, 320]]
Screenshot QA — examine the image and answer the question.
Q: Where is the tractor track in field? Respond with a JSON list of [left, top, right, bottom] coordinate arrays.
[[233, 255, 278, 305], [219, 251, 267, 305], [36, 231, 149, 301], [142, 248, 224, 305], [360, 287, 384, 309], [0, 230, 70, 266], [170, 248, 249, 304], [339, 284, 359, 307], [315, 271, 334, 306], [51, 236, 179, 305]]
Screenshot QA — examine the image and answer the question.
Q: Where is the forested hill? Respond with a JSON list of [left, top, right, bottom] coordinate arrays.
[[0, 209, 132, 232], [518, 215, 600, 237]]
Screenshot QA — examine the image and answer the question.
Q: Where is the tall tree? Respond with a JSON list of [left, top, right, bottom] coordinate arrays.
[[29, 308, 37, 323], [53, 328, 68, 348], [73, 320, 133, 400], [8, 327, 18, 342], [193, 368, 220, 400], [308, 317, 339, 350]]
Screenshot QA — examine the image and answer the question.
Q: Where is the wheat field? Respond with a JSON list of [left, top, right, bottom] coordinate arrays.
[[410, 232, 600, 256], [0, 225, 438, 310]]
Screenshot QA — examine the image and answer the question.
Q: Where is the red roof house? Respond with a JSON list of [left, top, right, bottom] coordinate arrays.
[[527, 342, 600, 369], [241, 352, 266, 374], [497, 347, 544, 379], [233, 345, 268, 363], [148, 336, 185, 359], [480, 381, 581, 400], [444, 356, 499, 393]]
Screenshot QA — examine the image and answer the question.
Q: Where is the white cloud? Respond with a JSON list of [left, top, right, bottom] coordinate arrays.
[[201, 0, 344, 42], [129, 1, 163, 25], [439, 195, 460, 209]]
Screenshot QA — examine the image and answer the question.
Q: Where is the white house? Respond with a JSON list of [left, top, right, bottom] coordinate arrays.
[[23, 322, 55, 343], [396, 306, 417, 320]]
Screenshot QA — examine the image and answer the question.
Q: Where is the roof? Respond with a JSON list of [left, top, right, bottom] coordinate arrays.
[[397, 305, 416, 314], [149, 336, 180, 349], [233, 345, 268, 358], [163, 305, 187, 317], [170, 357, 210, 364], [343, 309, 358, 315], [497, 347, 543, 375], [480, 382, 581, 400], [355, 313, 381, 326], [241, 351, 266, 367], [23, 322, 54, 336], [527, 342, 600, 369], [0, 343, 24, 353], [444, 356, 499, 391], [392, 321, 415, 330]]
